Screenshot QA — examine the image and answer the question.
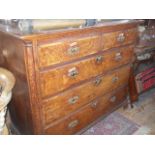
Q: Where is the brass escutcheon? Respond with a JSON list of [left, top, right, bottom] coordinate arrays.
[[115, 52, 122, 61], [91, 100, 99, 108], [110, 96, 116, 103], [93, 77, 102, 86]]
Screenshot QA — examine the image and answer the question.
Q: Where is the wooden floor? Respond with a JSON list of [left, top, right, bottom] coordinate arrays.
[[118, 88, 155, 135]]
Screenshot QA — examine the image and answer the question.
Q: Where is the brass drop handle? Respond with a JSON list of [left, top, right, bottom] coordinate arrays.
[[110, 96, 117, 103], [68, 67, 78, 78], [112, 76, 119, 83], [68, 96, 79, 105], [115, 52, 122, 61], [91, 100, 99, 108], [95, 55, 103, 64], [68, 120, 79, 129], [68, 46, 79, 55], [68, 43, 79, 55], [93, 77, 102, 86], [117, 33, 125, 42]]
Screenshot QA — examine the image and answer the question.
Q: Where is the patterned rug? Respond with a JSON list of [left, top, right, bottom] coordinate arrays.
[[83, 112, 140, 135]]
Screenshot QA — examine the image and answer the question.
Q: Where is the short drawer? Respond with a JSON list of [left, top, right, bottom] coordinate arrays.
[[38, 35, 100, 68], [44, 86, 128, 134], [102, 28, 138, 50], [42, 65, 130, 125], [39, 45, 133, 97]]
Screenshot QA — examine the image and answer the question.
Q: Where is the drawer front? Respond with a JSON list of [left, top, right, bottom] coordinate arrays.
[[42, 65, 130, 125], [102, 28, 138, 50], [39, 45, 133, 98], [38, 35, 100, 68], [44, 86, 128, 134]]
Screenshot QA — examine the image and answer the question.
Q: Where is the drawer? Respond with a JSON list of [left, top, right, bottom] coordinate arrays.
[[42, 65, 130, 125], [102, 28, 138, 50], [38, 35, 100, 68], [44, 86, 128, 134], [39, 45, 133, 97]]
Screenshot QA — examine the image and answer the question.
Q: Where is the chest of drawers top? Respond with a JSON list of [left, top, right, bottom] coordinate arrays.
[[1, 20, 140, 40]]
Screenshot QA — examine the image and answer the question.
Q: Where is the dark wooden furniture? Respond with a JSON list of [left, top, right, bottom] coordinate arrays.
[[0, 20, 140, 134]]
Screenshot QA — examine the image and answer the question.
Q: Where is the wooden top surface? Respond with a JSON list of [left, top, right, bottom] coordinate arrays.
[[0, 20, 143, 42]]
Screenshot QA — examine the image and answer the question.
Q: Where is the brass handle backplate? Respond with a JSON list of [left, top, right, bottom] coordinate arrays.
[[68, 67, 78, 78], [68, 46, 79, 55], [117, 33, 125, 42], [68, 120, 79, 129], [68, 96, 79, 105], [112, 76, 119, 83]]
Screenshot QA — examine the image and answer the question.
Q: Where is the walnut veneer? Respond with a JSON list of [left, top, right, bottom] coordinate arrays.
[[0, 20, 140, 134]]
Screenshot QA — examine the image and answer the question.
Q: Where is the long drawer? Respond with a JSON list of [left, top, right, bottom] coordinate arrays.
[[102, 28, 138, 50], [39, 45, 133, 98], [44, 86, 128, 134], [38, 35, 100, 68], [42, 64, 130, 126]]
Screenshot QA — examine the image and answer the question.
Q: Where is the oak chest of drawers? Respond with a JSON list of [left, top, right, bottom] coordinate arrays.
[[0, 20, 140, 134]]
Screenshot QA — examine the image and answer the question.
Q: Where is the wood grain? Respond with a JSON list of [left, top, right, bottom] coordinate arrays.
[[0, 20, 140, 134], [38, 35, 101, 68], [42, 65, 130, 125], [39, 45, 134, 98], [44, 86, 128, 135], [102, 28, 138, 50]]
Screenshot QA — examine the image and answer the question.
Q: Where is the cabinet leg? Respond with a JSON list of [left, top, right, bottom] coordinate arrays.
[[128, 66, 138, 104]]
